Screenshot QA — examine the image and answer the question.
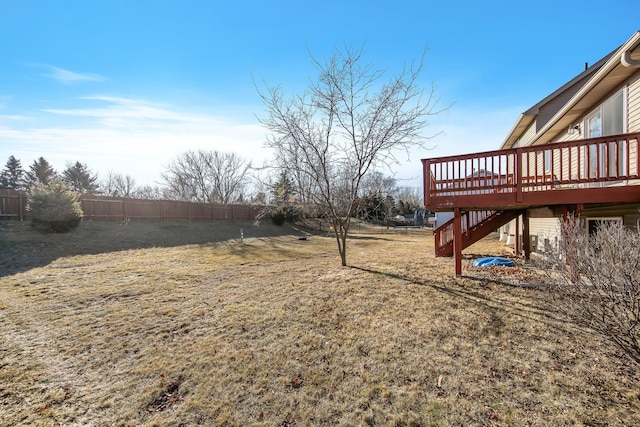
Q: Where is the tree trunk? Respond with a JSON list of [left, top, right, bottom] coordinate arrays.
[[332, 220, 348, 266]]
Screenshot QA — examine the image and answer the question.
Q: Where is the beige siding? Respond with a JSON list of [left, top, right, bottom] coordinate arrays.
[[500, 215, 560, 253], [628, 72, 640, 178], [541, 74, 640, 181], [582, 204, 640, 228], [521, 150, 545, 179], [628, 70, 640, 132], [629, 139, 638, 176], [529, 218, 561, 251], [554, 127, 583, 143], [513, 122, 536, 148]]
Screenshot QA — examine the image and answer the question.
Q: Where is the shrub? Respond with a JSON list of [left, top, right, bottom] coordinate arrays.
[[27, 179, 83, 232], [284, 205, 302, 223], [536, 216, 640, 365], [270, 209, 286, 226]]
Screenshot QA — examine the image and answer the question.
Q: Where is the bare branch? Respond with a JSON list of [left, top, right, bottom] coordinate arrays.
[[536, 216, 640, 366], [161, 150, 251, 204], [257, 45, 445, 265]]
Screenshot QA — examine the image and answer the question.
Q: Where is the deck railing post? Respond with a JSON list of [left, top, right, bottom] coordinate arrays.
[[422, 159, 431, 208], [634, 135, 640, 176], [515, 148, 523, 202]]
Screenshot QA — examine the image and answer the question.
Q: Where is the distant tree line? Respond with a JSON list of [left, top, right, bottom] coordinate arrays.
[[263, 169, 426, 226], [0, 156, 99, 193], [1, 153, 426, 223], [0, 151, 253, 203]]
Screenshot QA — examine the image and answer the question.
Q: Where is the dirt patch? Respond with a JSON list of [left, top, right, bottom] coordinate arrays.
[[147, 375, 185, 413]]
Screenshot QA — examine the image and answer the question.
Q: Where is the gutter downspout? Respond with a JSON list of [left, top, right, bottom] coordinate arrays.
[[622, 50, 640, 68]]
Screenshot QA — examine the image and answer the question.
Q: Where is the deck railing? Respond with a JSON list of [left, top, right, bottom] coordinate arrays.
[[434, 210, 494, 253], [422, 132, 640, 208]]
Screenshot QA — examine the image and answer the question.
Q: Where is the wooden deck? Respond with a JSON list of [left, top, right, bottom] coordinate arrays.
[[421, 132, 640, 276], [422, 132, 640, 211]]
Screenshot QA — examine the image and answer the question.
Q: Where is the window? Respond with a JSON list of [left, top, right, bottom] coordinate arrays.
[[587, 111, 602, 138], [586, 90, 625, 138], [544, 149, 551, 172], [586, 217, 623, 237], [585, 89, 627, 179]]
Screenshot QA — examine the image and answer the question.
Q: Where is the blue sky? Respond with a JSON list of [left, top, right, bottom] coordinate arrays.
[[0, 0, 638, 190]]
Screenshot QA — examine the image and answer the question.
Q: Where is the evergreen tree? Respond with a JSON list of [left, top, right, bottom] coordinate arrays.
[[271, 171, 296, 206], [25, 157, 57, 188], [27, 178, 83, 232], [62, 161, 100, 193], [269, 171, 299, 224], [0, 155, 25, 190]]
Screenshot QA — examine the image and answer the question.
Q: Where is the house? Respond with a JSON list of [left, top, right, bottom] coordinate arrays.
[[421, 31, 640, 276]]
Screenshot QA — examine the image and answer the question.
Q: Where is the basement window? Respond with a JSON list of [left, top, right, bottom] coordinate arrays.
[[586, 217, 623, 237]]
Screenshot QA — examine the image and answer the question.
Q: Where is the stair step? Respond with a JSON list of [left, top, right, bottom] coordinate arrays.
[[434, 210, 523, 257]]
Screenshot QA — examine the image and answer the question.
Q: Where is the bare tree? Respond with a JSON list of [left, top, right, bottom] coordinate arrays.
[[536, 216, 640, 365], [258, 45, 443, 265], [134, 185, 165, 200], [161, 150, 251, 204], [396, 186, 423, 208], [359, 171, 397, 198], [209, 150, 252, 204], [102, 171, 136, 197]]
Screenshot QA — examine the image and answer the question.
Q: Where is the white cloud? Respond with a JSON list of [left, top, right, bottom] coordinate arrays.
[[41, 65, 105, 85], [0, 114, 28, 121], [0, 96, 269, 187], [0, 95, 524, 194]]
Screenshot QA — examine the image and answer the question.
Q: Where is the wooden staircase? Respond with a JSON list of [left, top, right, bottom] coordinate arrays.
[[434, 210, 524, 257]]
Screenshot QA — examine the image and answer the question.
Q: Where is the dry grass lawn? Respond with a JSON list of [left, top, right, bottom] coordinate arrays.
[[1, 219, 639, 426]]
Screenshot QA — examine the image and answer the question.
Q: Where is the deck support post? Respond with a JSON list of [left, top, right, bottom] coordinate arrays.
[[453, 208, 463, 278], [515, 215, 520, 256], [522, 210, 530, 260]]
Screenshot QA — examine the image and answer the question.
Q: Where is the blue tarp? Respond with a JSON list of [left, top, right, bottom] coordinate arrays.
[[472, 257, 516, 267]]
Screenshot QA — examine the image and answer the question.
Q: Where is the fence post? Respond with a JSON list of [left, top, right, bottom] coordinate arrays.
[[19, 191, 24, 221]]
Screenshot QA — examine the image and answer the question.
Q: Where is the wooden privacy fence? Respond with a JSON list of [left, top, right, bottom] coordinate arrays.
[[0, 189, 264, 222]]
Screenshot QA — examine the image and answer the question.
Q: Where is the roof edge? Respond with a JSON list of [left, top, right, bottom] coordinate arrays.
[[500, 30, 640, 150]]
